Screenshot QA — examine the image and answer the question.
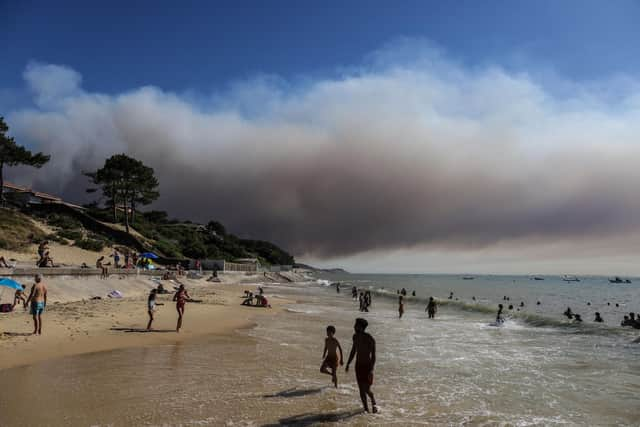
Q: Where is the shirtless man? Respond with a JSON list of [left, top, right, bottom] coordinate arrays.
[[320, 325, 344, 387], [345, 318, 377, 413], [173, 284, 191, 332], [398, 295, 404, 319], [26, 275, 47, 335]]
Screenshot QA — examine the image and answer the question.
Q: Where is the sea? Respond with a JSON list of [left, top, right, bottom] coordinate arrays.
[[1, 273, 639, 426]]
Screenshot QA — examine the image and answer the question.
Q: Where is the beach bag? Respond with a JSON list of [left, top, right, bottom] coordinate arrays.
[[0, 304, 13, 313]]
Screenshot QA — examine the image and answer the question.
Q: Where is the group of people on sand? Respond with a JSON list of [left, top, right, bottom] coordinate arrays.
[[146, 283, 192, 332], [241, 287, 271, 308], [6, 274, 48, 335]]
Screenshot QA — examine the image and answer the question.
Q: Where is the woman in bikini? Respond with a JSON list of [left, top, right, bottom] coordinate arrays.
[[173, 284, 191, 333]]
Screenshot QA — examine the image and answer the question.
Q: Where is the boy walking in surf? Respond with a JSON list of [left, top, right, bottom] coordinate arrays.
[[320, 325, 344, 387], [346, 318, 377, 413]]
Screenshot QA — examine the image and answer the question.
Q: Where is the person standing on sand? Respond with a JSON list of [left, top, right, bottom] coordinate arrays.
[[398, 295, 404, 319], [96, 256, 108, 279], [146, 289, 164, 330], [345, 318, 377, 413], [320, 325, 344, 387], [425, 296, 437, 319], [173, 284, 191, 332], [26, 274, 47, 335]]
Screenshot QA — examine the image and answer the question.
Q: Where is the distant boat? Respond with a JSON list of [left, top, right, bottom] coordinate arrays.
[[532, 276, 545, 281], [609, 277, 631, 284], [462, 276, 474, 280], [562, 275, 580, 282]]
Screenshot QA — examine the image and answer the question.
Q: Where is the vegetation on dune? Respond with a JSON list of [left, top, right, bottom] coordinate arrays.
[[0, 209, 46, 251]]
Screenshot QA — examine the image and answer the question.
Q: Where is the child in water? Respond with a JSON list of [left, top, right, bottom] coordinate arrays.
[[320, 325, 344, 387]]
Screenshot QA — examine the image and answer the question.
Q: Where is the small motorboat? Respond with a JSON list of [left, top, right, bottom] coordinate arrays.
[[532, 276, 545, 281], [562, 275, 580, 282], [609, 277, 631, 284], [462, 276, 474, 280]]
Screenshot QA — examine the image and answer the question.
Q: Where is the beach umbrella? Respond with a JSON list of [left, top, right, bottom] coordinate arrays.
[[0, 278, 23, 290], [139, 252, 159, 259]]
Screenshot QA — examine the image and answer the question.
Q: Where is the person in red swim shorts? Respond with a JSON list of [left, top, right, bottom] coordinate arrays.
[[345, 318, 377, 413]]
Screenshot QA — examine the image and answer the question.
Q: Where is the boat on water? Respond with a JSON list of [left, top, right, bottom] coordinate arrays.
[[531, 276, 545, 281], [462, 276, 475, 280], [562, 275, 580, 282], [609, 277, 632, 284]]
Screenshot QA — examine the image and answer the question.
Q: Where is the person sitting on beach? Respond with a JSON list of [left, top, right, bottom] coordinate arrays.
[[242, 292, 254, 306], [594, 312, 604, 323], [0, 255, 11, 268], [37, 241, 49, 263], [573, 314, 583, 323], [398, 295, 404, 319], [564, 307, 574, 319], [37, 251, 54, 268], [345, 318, 377, 413], [13, 284, 27, 310], [173, 284, 191, 333], [26, 274, 47, 335], [96, 256, 109, 279], [496, 304, 504, 323], [426, 297, 437, 319], [146, 288, 164, 330], [320, 325, 344, 388]]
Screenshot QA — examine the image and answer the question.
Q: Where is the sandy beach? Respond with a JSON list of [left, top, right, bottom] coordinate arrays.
[[0, 274, 293, 370]]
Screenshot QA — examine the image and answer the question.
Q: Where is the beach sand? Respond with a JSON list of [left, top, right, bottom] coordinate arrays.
[[0, 275, 290, 370]]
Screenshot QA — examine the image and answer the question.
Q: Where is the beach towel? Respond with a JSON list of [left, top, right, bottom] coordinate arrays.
[[108, 290, 123, 299]]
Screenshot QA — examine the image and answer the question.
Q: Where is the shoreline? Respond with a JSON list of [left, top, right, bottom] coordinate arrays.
[[0, 277, 294, 370]]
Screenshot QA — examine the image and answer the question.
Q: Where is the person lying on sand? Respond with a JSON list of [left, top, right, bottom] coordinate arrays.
[[320, 325, 344, 387], [146, 289, 164, 330]]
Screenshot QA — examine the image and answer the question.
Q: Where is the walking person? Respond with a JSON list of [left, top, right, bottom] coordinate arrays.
[[173, 284, 191, 333], [425, 296, 437, 319], [345, 318, 377, 413]]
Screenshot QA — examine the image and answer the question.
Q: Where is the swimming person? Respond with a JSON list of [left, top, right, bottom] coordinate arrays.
[[573, 314, 583, 322], [320, 325, 344, 387], [26, 274, 47, 335], [345, 318, 377, 413], [448, 291, 454, 300], [496, 304, 504, 323], [426, 296, 437, 319], [594, 312, 603, 323], [398, 295, 404, 319], [173, 284, 191, 333], [146, 289, 164, 330], [564, 307, 573, 319]]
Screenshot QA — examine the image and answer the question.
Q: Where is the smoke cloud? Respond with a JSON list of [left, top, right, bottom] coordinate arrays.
[[6, 43, 640, 258]]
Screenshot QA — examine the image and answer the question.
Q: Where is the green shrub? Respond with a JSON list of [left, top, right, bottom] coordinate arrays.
[[153, 239, 181, 258], [57, 229, 83, 241], [75, 238, 106, 252], [46, 213, 82, 230]]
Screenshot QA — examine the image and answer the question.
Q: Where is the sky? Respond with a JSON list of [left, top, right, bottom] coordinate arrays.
[[3, 1, 640, 274]]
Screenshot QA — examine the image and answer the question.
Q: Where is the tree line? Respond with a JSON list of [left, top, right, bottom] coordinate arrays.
[[1, 116, 159, 233]]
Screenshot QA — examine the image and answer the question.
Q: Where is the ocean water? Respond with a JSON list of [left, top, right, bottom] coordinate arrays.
[[1, 274, 639, 426]]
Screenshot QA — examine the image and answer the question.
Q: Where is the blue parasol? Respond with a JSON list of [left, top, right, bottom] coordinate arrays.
[[139, 252, 159, 259], [0, 278, 23, 290]]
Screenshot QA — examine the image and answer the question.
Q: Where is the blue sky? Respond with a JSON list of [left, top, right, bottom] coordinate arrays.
[[4, 1, 640, 274], [3, 0, 640, 96]]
